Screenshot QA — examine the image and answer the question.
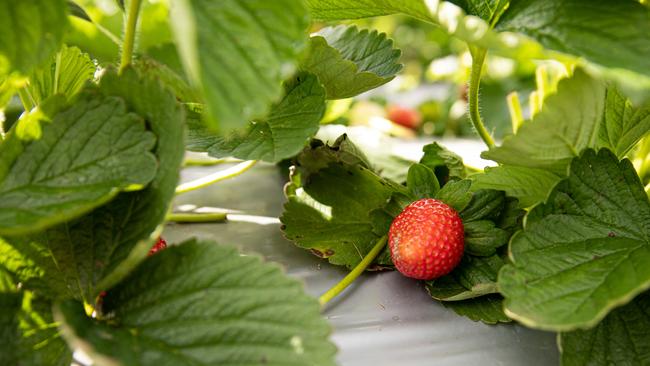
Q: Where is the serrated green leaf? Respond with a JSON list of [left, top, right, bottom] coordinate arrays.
[[295, 134, 373, 178], [73, 67, 184, 297], [305, 0, 554, 62], [470, 166, 562, 208], [559, 291, 650, 366], [67, 1, 91, 22], [134, 57, 200, 103], [0, 291, 71, 366], [463, 220, 509, 256], [282, 163, 398, 268], [483, 69, 605, 175], [55, 239, 337, 366], [420, 142, 466, 182], [302, 25, 402, 99], [0, 90, 157, 236], [426, 254, 503, 301], [186, 72, 326, 163], [598, 88, 650, 157], [499, 149, 650, 331], [442, 295, 511, 324], [448, 0, 509, 24], [171, 0, 309, 131], [496, 0, 650, 78], [0, 68, 184, 301], [0, 0, 68, 76], [434, 179, 472, 212], [27, 45, 96, 105], [460, 189, 505, 222], [407, 163, 439, 199]]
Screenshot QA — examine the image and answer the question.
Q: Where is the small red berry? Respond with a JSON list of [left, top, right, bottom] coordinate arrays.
[[387, 104, 422, 129], [148, 237, 167, 256], [388, 198, 464, 280]]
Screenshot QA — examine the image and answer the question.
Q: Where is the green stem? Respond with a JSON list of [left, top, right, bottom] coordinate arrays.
[[468, 46, 495, 149], [167, 212, 228, 223], [175, 160, 257, 194], [183, 157, 242, 167], [120, 0, 142, 72], [96, 22, 122, 46], [17, 88, 36, 111], [319, 236, 387, 307], [507, 92, 524, 133]]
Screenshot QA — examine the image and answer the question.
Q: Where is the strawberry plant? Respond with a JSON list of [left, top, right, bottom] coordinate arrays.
[[0, 1, 649, 366]]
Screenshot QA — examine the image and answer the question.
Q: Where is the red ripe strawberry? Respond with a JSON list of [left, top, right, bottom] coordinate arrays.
[[388, 198, 464, 280], [99, 237, 168, 301], [387, 104, 422, 129], [148, 237, 167, 256]]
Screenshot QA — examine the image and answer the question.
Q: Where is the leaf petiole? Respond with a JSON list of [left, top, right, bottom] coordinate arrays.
[[120, 0, 142, 72], [319, 235, 387, 307], [183, 157, 242, 167], [166, 212, 227, 223], [468, 46, 495, 149], [175, 160, 257, 194]]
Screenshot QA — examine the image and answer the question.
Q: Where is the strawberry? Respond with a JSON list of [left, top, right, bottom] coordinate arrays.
[[148, 237, 167, 256], [388, 198, 464, 280], [99, 238, 167, 300], [387, 104, 422, 130]]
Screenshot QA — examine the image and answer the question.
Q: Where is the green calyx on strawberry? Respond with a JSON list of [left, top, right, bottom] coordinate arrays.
[[388, 198, 464, 280]]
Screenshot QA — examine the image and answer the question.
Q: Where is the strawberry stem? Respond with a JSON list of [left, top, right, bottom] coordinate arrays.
[[319, 236, 387, 307], [183, 157, 242, 167], [120, 0, 142, 72], [166, 212, 227, 223], [468, 46, 495, 149], [175, 160, 257, 194]]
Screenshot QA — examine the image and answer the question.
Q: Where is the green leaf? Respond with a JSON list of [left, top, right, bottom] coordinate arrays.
[[134, 57, 201, 103], [482, 69, 606, 175], [463, 220, 509, 256], [294, 134, 373, 178], [55, 239, 337, 366], [460, 189, 506, 222], [434, 179, 472, 213], [470, 166, 562, 208], [442, 295, 511, 324], [420, 142, 466, 182], [0, 236, 75, 299], [448, 0, 509, 24], [0, 91, 158, 236], [406, 163, 439, 199], [559, 291, 650, 366], [499, 149, 650, 331], [305, 0, 552, 61], [27, 45, 96, 105], [495, 0, 650, 78], [0, 0, 68, 76], [426, 254, 503, 301], [598, 88, 650, 157], [186, 72, 326, 163], [0, 291, 71, 366], [301, 25, 402, 99], [0, 68, 184, 301], [170, 0, 309, 131], [282, 163, 398, 268], [67, 1, 91, 22]]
